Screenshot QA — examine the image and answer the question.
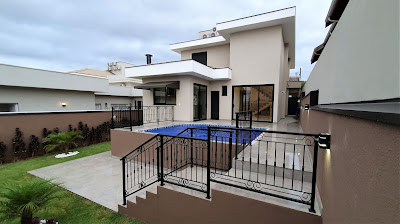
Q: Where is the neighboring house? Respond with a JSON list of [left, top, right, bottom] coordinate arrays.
[[126, 7, 300, 123], [300, 0, 399, 223], [0, 62, 142, 112], [71, 61, 143, 110]]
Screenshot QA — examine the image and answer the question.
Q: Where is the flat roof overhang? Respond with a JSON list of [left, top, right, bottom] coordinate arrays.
[[170, 36, 229, 54], [170, 7, 296, 69], [217, 7, 296, 69], [125, 60, 232, 81], [134, 81, 180, 90]]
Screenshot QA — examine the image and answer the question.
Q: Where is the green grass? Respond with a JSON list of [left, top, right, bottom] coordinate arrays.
[[0, 142, 144, 224]]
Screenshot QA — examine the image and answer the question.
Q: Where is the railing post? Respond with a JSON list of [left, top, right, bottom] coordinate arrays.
[[206, 126, 211, 199], [129, 106, 132, 131], [309, 137, 319, 213], [157, 138, 160, 182], [249, 112, 252, 129], [122, 157, 127, 205], [236, 113, 239, 128], [190, 128, 194, 167], [228, 131, 233, 169], [111, 107, 115, 129], [160, 135, 164, 186]]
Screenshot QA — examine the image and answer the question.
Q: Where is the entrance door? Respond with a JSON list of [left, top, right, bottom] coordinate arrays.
[[211, 91, 219, 120], [193, 84, 207, 121], [288, 96, 299, 115]]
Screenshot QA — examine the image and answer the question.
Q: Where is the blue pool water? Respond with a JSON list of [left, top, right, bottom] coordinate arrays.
[[142, 124, 265, 143]]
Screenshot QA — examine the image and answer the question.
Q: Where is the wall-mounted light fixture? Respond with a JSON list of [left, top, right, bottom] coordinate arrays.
[[304, 104, 310, 110], [318, 133, 331, 149], [61, 102, 67, 107]]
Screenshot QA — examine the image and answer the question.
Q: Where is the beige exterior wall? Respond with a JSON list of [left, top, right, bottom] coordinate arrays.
[[230, 26, 287, 122], [142, 76, 202, 122], [303, 0, 399, 103], [0, 86, 95, 112], [181, 44, 230, 69], [143, 26, 290, 122]]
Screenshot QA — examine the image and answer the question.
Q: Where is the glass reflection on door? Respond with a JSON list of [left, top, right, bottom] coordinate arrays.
[[193, 84, 207, 120], [232, 85, 274, 122]]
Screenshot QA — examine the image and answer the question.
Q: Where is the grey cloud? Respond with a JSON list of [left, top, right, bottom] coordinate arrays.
[[0, 0, 332, 79]]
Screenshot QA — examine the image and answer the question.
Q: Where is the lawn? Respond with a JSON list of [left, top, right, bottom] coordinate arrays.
[[0, 142, 144, 224]]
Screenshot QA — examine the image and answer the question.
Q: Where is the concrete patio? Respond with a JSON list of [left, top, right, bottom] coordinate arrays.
[[29, 117, 320, 214]]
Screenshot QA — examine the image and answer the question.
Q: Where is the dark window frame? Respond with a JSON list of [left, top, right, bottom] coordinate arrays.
[[153, 87, 176, 105], [192, 52, 207, 66], [231, 84, 275, 123], [222, 86, 227, 96]]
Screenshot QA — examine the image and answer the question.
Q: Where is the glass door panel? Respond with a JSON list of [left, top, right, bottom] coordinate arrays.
[[232, 85, 274, 122], [193, 84, 207, 120]]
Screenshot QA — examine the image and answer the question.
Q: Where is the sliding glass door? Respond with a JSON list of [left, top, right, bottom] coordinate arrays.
[[232, 85, 274, 122], [193, 84, 207, 121]]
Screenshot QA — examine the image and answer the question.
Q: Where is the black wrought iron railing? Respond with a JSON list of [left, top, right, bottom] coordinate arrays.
[[235, 111, 253, 129], [121, 126, 325, 213], [112, 106, 174, 131]]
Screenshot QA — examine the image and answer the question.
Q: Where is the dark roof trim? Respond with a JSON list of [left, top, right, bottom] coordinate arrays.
[[134, 81, 180, 90], [310, 23, 337, 64], [325, 0, 349, 27], [305, 98, 400, 125]]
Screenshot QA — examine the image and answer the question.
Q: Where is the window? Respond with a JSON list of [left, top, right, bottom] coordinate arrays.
[[192, 52, 207, 66], [154, 87, 176, 105], [95, 104, 101, 110], [0, 103, 18, 112], [222, 86, 227, 96]]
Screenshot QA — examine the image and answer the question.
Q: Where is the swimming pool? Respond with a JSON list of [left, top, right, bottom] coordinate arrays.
[[142, 124, 265, 143]]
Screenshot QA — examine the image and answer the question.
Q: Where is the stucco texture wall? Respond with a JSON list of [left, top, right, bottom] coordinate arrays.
[[119, 186, 321, 224], [0, 86, 95, 112], [181, 44, 230, 68], [299, 96, 400, 224], [303, 0, 399, 103], [230, 26, 287, 122], [0, 111, 111, 162]]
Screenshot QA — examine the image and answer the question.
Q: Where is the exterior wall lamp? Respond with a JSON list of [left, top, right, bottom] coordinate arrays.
[[61, 102, 67, 107], [318, 133, 331, 149], [304, 104, 310, 110]]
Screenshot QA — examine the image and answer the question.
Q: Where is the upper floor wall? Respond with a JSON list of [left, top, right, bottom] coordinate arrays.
[[180, 44, 230, 69], [304, 0, 399, 104]]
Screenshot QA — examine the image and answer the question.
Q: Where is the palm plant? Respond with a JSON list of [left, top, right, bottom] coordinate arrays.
[[0, 179, 65, 224], [43, 131, 83, 154]]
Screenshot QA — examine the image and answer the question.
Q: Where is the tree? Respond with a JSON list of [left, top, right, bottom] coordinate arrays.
[[42, 131, 83, 154], [0, 179, 65, 224]]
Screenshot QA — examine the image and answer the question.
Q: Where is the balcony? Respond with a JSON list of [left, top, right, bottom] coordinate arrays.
[[125, 60, 232, 81]]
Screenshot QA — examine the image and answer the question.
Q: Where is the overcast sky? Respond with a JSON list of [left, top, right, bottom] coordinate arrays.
[[0, 0, 332, 81]]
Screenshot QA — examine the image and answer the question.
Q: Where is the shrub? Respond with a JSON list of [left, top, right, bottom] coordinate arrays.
[[68, 124, 73, 132], [0, 179, 65, 224], [0, 142, 6, 163], [12, 128, 26, 154], [42, 128, 52, 138], [28, 135, 40, 157], [53, 127, 59, 134], [43, 131, 83, 154]]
